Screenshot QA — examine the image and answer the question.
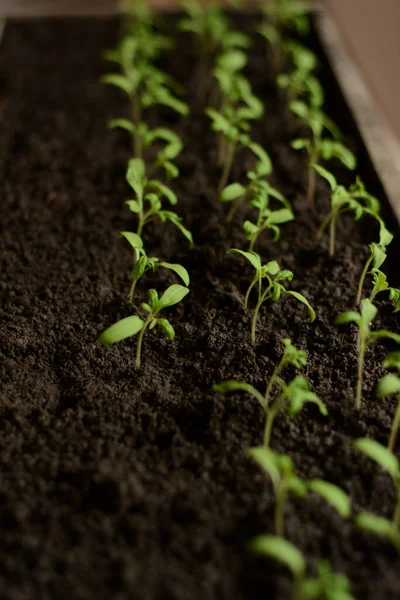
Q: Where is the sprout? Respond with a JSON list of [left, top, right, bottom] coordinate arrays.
[[98, 284, 189, 368], [356, 221, 393, 304], [125, 158, 193, 242], [214, 338, 325, 447], [312, 167, 380, 256], [377, 352, 400, 451], [354, 438, 400, 551], [228, 250, 315, 345], [120, 232, 189, 303], [277, 42, 323, 107], [335, 299, 400, 410], [290, 101, 356, 205]]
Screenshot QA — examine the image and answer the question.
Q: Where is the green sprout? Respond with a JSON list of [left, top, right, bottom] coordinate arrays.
[[313, 166, 380, 257], [249, 536, 355, 600], [98, 284, 189, 368], [102, 36, 188, 158], [125, 158, 193, 242], [366, 268, 400, 311], [377, 352, 400, 451], [354, 438, 400, 551], [206, 79, 264, 192], [229, 250, 315, 345], [290, 101, 356, 205], [258, 0, 310, 71], [356, 221, 393, 304], [120, 232, 189, 303], [335, 299, 400, 410], [248, 447, 350, 537], [213, 338, 325, 447], [277, 42, 323, 107]]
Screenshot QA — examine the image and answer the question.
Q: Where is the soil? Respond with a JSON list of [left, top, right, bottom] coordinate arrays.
[[1, 13, 400, 600]]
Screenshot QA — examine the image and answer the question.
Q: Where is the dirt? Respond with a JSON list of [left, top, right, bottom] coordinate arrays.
[[1, 14, 400, 600]]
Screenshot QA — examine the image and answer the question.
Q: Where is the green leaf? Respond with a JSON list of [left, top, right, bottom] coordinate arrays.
[[285, 291, 315, 322], [310, 163, 337, 191], [98, 315, 143, 345], [157, 318, 175, 341], [248, 143, 273, 177], [148, 180, 177, 205], [157, 284, 189, 311], [213, 381, 266, 409], [228, 249, 261, 271], [383, 352, 400, 371], [377, 374, 400, 398], [291, 138, 309, 151], [248, 535, 306, 578], [158, 262, 190, 287], [355, 512, 394, 537], [335, 311, 361, 326], [268, 208, 294, 225], [354, 438, 399, 478], [220, 183, 247, 203], [361, 298, 378, 323], [108, 118, 136, 133], [308, 480, 351, 518], [101, 73, 133, 95], [126, 159, 146, 199], [121, 231, 143, 250], [216, 49, 247, 72], [369, 329, 400, 344], [247, 447, 280, 487]]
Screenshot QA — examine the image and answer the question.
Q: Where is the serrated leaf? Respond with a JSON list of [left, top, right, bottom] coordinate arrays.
[[98, 316, 143, 344], [308, 480, 351, 518]]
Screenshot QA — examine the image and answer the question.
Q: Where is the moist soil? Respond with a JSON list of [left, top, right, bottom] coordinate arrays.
[[1, 14, 400, 600]]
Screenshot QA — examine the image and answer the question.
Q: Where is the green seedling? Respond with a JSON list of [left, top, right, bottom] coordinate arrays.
[[120, 232, 189, 302], [248, 447, 350, 537], [108, 120, 183, 179], [228, 250, 315, 345], [98, 284, 189, 368], [366, 269, 400, 311], [356, 220, 393, 304], [206, 79, 264, 192], [125, 158, 193, 242], [214, 338, 325, 447], [243, 181, 293, 251], [103, 36, 188, 158], [259, 0, 310, 71], [249, 536, 354, 600], [313, 166, 380, 256], [377, 352, 400, 451], [335, 299, 400, 410], [277, 42, 323, 107], [353, 438, 400, 551], [290, 101, 356, 205]]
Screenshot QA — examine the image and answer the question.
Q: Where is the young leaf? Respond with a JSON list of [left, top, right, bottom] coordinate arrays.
[[308, 480, 351, 518], [248, 447, 281, 486], [158, 284, 189, 310], [98, 315, 144, 344], [335, 311, 361, 326], [158, 262, 190, 287], [285, 291, 316, 322], [228, 248, 262, 270], [157, 318, 175, 341], [355, 512, 394, 537], [309, 163, 337, 191], [354, 438, 399, 479], [121, 231, 143, 250], [377, 374, 400, 398], [220, 183, 247, 202], [248, 536, 306, 578]]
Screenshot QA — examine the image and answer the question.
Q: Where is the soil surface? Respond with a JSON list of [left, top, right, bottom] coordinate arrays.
[[1, 14, 400, 600]]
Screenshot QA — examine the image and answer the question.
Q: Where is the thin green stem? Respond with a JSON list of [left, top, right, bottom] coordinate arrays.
[[244, 278, 258, 310], [316, 212, 332, 240], [356, 255, 373, 305], [389, 394, 400, 451], [265, 358, 285, 407], [329, 214, 336, 257], [128, 278, 137, 304], [218, 140, 237, 194], [263, 407, 277, 448], [356, 337, 366, 410], [135, 315, 152, 369], [131, 96, 142, 159], [227, 195, 244, 223], [251, 296, 264, 346], [307, 165, 317, 206]]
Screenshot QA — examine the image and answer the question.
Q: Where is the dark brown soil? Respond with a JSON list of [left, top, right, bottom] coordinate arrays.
[[1, 14, 400, 600]]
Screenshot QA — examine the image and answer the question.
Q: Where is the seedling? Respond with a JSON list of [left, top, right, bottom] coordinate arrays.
[[125, 158, 193, 242], [120, 232, 189, 302], [243, 181, 293, 251], [356, 220, 393, 304], [335, 299, 400, 410], [377, 352, 400, 450], [228, 250, 315, 345], [98, 284, 189, 368], [108, 120, 183, 179], [249, 536, 354, 600], [277, 42, 323, 107], [353, 438, 400, 551], [248, 447, 350, 536], [214, 338, 325, 446], [291, 101, 356, 204], [312, 167, 380, 256], [206, 79, 264, 192], [103, 36, 189, 158], [366, 269, 400, 312]]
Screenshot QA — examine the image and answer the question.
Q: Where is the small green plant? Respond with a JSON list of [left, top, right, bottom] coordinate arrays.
[[335, 299, 400, 410], [229, 250, 315, 345], [356, 221, 393, 304], [120, 232, 189, 302], [366, 268, 400, 311], [98, 284, 189, 368], [353, 438, 400, 551], [312, 166, 380, 256], [377, 352, 400, 451], [249, 536, 355, 600], [277, 42, 323, 107], [213, 338, 325, 447], [291, 101, 356, 205], [125, 158, 193, 241]]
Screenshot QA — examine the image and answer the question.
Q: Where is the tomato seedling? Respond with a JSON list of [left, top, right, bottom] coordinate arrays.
[[356, 220, 393, 304], [377, 352, 400, 451], [277, 42, 323, 107]]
